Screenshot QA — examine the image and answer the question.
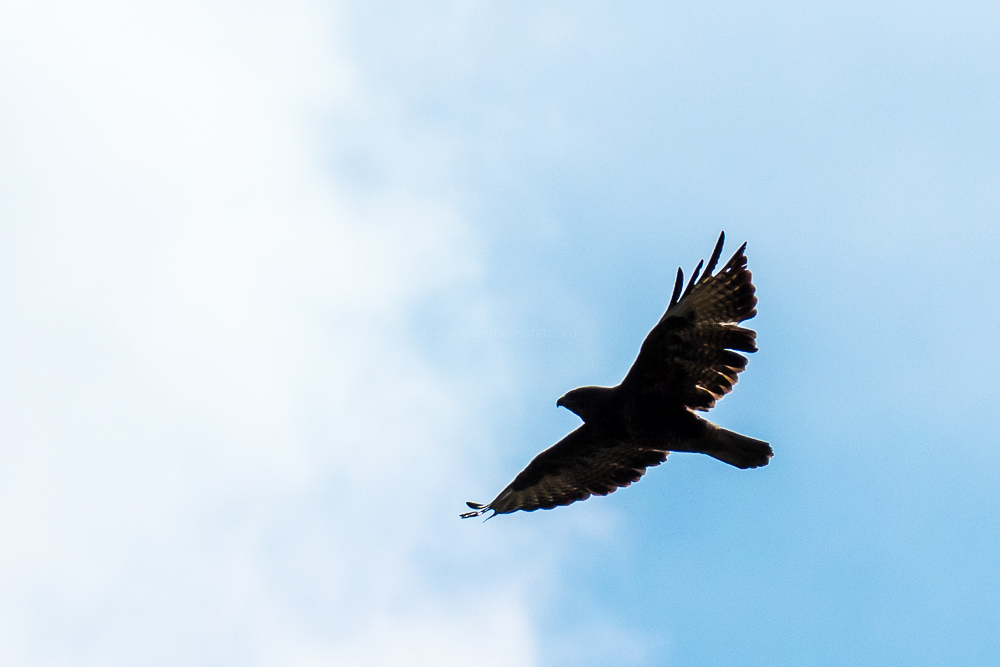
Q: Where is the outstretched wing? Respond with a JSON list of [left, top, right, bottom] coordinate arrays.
[[622, 231, 758, 412], [461, 425, 669, 518]]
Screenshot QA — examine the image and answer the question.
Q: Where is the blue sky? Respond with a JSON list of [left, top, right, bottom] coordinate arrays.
[[1, 1, 998, 665]]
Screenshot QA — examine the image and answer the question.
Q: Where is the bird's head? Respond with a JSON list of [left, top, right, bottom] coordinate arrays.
[[556, 385, 615, 423]]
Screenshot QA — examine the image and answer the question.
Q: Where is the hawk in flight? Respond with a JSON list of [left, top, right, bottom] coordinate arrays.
[[462, 232, 770, 519]]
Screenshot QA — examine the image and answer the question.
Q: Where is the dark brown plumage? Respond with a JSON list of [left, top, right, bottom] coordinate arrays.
[[461, 231, 771, 519]]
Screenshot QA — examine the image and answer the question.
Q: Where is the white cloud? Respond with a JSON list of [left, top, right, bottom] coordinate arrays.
[[0, 1, 535, 664]]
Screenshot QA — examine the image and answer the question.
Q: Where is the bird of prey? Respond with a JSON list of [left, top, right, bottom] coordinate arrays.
[[462, 231, 770, 519]]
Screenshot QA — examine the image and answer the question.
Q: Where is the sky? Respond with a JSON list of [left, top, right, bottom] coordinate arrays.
[[0, 1, 998, 665]]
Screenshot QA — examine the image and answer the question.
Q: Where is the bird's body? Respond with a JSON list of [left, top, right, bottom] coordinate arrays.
[[462, 232, 771, 519]]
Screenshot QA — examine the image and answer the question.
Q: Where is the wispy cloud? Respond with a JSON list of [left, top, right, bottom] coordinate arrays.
[[0, 1, 536, 664]]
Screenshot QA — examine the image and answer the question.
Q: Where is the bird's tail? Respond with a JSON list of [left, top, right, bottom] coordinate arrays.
[[699, 423, 772, 469]]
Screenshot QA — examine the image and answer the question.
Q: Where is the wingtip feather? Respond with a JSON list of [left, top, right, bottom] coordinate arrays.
[[460, 502, 495, 519], [682, 259, 704, 299], [669, 267, 684, 308], [702, 231, 726, 280]]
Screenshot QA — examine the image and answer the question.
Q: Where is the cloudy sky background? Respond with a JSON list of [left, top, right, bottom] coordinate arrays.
[[1, 1, 998, 665]]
